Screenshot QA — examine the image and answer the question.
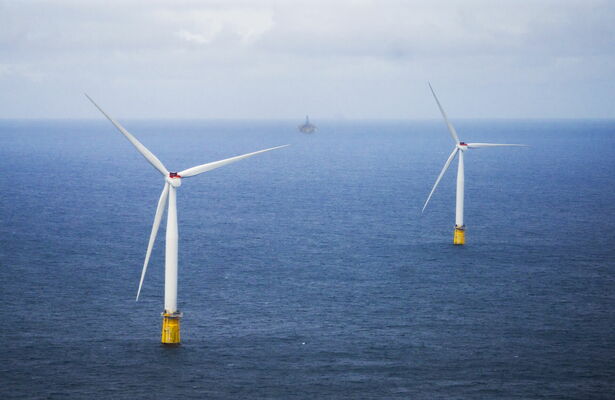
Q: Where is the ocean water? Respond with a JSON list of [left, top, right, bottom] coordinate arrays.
[[0, 118, 614, 399]]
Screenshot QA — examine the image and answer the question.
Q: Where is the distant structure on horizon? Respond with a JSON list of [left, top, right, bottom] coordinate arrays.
[[298, 115, 316, 134]]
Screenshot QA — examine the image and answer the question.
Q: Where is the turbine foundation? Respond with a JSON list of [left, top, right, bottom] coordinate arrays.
[[161, 311, 182, 345], [453, 225, 465, 245]]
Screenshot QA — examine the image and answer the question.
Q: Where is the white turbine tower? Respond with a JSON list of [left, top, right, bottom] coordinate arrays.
[[86, 94, 288, 344], [422, 84, 526, 245]]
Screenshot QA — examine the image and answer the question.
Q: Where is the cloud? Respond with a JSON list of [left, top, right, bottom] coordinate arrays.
[[0, 0, 614, 118], [171, 8, 274, 44], [257, 0, 615, 60]]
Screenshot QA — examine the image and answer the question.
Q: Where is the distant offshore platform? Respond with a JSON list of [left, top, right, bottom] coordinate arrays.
[[298, 115, 316, 134]]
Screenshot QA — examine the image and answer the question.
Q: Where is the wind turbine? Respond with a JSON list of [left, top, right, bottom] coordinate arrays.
[[86, 94, 288, 344], [422, 84, 526, 245]]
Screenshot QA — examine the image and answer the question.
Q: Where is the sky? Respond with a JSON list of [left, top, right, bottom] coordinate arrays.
[[1, 0, 614, 119]]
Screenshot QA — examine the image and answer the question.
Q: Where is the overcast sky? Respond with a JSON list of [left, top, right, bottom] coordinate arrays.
[[1, 0, 614, 119]]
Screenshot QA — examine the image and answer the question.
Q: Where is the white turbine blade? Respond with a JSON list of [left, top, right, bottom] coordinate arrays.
[[136, 182, 169, 301], [179, 145, 289, 178], [85, 94, 169, 176], [428, 83, 460, 144], [422, 147, 459, 213], [466, 143, 527, 149]]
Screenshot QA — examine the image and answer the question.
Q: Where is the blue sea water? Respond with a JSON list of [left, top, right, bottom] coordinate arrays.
[[0, 118, 614, 399]]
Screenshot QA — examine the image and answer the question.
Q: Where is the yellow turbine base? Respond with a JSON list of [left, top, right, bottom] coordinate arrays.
[[161, 312, 182, 345], [453, 225, 465, 245]]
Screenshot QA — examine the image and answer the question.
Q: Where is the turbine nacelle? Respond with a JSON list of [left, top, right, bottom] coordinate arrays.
[[457, 142, 468, 151], [166, 173, 182, 187]]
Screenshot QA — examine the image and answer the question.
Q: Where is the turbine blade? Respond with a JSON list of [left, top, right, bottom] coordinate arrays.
[[428, 83, 460, 144], [466, 143, 527, 148], [136, 183, 170, 301], [422, 148, 459, 213], [179, 145, 289, 178], [85, 94, 169, 176]]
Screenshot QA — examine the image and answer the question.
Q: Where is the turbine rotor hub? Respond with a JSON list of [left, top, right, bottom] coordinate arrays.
[[166, 172, 182, 187]]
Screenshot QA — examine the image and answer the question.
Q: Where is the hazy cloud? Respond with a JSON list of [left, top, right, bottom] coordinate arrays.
[[0, 0, 613, 118]]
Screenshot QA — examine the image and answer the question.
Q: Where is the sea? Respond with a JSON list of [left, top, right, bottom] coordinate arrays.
[[0, 118, 614, 399]]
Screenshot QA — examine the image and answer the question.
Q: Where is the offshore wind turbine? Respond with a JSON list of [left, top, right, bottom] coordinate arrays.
[[422, 84, 526, 245], [86, 94, 288, 344]]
